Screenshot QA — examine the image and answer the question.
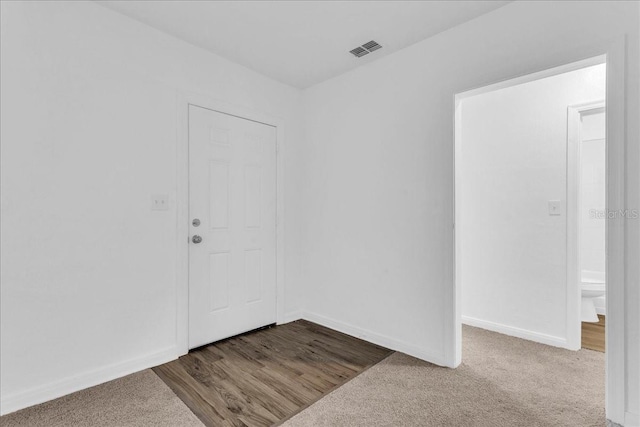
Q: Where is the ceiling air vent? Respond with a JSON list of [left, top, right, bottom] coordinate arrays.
[[349, 40, 383, 58], [362, 40, 382, 52], [349, 46, 369, 58]]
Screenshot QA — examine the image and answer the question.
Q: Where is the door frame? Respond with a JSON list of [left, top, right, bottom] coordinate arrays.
[[453, 35, 627, 423], [567, 100, 606, 350], [175, 91, 286, 355]]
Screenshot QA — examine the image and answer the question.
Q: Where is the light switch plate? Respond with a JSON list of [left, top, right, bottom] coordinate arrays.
[[548, 200, 562, 216], [151, 194, 169, 211]]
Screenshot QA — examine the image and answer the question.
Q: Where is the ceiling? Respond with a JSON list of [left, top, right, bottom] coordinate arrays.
[[96, 1, 510, 89]]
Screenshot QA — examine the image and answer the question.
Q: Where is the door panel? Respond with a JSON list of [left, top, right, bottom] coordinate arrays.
[[188, 105, 277, 349]]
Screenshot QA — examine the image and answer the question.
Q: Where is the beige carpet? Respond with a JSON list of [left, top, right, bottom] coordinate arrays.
[[283, 326, 605, 427], [0, 369, 204, 427]]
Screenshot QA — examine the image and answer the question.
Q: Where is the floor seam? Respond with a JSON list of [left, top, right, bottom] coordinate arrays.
[[271, 350, 396, 427]]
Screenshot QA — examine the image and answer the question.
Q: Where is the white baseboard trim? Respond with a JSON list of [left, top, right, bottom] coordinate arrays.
[[626, 412, 640, 427], [302, 311, 451, 367], [462, 316, 568, 349], [279, 310, 303, 324], [0, 346, 180, 416]]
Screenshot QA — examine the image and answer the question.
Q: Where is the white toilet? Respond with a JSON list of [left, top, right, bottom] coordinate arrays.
[[581, 271, 605, 323]]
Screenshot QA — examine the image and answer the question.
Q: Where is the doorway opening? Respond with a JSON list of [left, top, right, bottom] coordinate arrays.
[[568, 101, 606, 351], [454, 56, 610, 421]]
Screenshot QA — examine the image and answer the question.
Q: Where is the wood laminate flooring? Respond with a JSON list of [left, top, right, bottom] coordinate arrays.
[[153, 320, 392, 427], [581, 314, 605, 352]]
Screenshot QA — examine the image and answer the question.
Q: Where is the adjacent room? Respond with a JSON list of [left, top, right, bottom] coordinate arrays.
[[454, 60, 609, 425], [457, 61, 607, 352], [1, 1, 639, 426]]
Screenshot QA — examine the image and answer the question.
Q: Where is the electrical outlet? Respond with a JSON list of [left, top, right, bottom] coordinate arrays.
[[151, 194, 169, 211], [548, 200, 562, 216]]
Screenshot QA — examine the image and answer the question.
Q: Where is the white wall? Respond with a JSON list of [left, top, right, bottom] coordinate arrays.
[[0, 1, 303, 414], [459, 65, 606, 346], [299, 1, 638, 424], [580, 109, 607, 318], [581, 110, 607, 315]]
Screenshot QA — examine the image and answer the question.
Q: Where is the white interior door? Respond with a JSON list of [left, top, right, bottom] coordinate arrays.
[[188, 105, 277, 349]]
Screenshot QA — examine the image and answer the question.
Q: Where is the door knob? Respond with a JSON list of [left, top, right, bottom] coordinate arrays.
[[192, 235, 203, 244]]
